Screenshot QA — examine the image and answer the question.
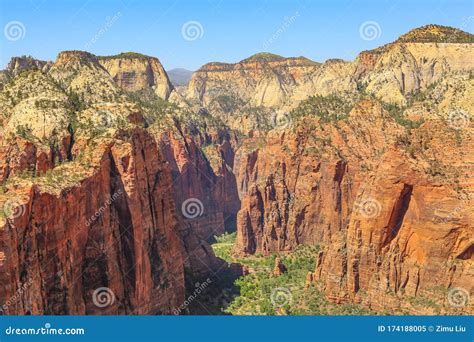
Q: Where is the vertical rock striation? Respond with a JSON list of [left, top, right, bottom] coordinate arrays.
[[0, 130, 185, 314]]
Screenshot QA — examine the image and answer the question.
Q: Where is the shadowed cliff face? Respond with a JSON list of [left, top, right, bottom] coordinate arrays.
[[233, 100, 404, 255], [0, 129, 187, 314], [157, 128, 241, 278], [188, 55, 322, 109]]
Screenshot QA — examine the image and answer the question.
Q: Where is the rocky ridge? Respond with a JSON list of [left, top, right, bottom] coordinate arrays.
[[0, 50, 240, 314], [187, 25, 474, 113]]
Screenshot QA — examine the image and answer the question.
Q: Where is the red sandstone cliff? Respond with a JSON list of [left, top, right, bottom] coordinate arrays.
[[0, 129, 186, 314], [234, 100, 402, 254], [156, 126, 240, 279], [0, 50, 239, 315], [233, 100, 473, 313], [311, 122, 473, 314]]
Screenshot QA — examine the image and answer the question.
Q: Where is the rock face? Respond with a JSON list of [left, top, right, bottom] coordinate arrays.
[[229, 29, 474, 313], [188, 53, 321, 108], [99, 53, 173, 99], [0, 50, 233, 315], [234, 100, 403, 255], [156, 127, 240, 279], [188, 25, 474, 109], [3, 56, 47, 78], [310, 122, 473, 313], [353, 42, 473, 105], [273, 258, 287, 276], [0, 129, 186, 314], [0, 126, 236, 314], [48, 50, 123, 106], [233, 97, 473, 313], [0, 134, 71, 183]]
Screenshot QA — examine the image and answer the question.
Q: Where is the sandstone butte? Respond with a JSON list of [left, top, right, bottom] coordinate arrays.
[[0, 24, 472, 315]]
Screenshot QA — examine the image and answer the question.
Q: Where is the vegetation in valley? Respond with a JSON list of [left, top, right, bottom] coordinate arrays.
[[212, 232, 375, 315]]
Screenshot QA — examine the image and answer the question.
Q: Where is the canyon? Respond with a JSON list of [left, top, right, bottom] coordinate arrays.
[[0, 24, 472, 315]]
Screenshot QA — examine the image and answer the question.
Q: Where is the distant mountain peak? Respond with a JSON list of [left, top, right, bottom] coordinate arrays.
[[167, 68, 193, 87], [5, 55, 47, 76], [240, 52, 286, 63], [54, 50, 102, 69], [98, 52, 155, 61], [396, 24, 473, 43], [239, 53, 319, 66], [57, 50, 97, 60]]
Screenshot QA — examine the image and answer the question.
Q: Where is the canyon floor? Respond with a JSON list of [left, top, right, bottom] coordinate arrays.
[[210, 232, 469, 315], [211, 232, 376, 315]]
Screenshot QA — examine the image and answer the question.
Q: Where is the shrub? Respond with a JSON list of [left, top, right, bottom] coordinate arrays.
[[290, 94, 353, 122]]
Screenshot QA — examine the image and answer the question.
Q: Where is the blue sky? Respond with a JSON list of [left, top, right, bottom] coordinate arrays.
[[1, 0, 473, 70]]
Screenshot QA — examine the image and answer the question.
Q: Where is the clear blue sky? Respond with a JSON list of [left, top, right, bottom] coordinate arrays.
[[1, 0, 473, 70]]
